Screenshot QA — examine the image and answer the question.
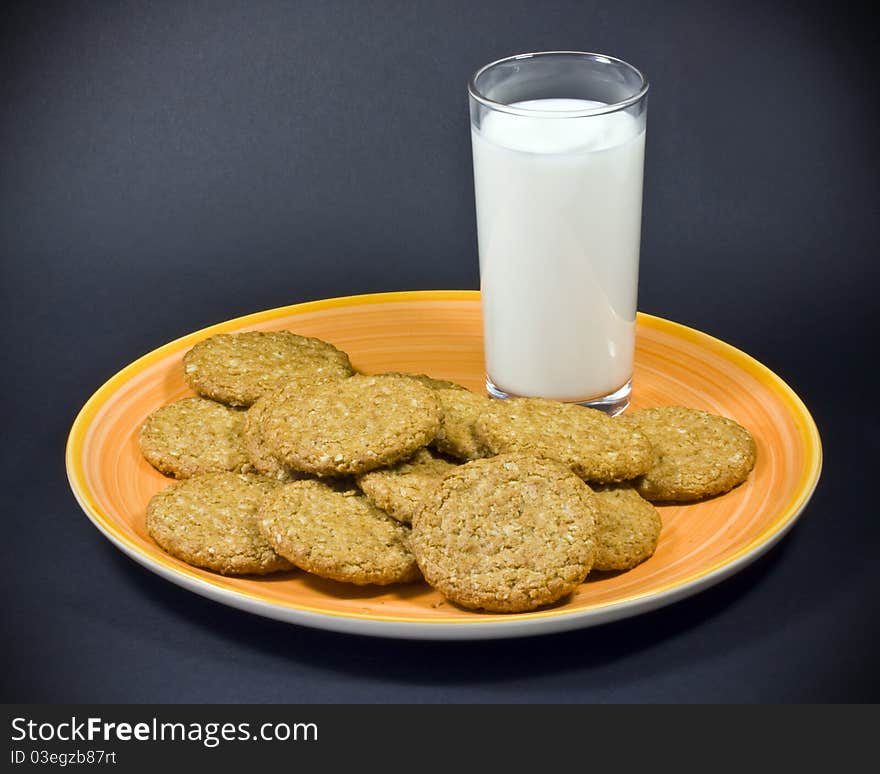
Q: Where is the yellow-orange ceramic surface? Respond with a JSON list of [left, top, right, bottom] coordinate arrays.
[[66, 291, 821, 639]]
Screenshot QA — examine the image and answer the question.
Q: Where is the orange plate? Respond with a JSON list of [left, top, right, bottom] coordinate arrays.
[[66, 291, 822, 640]]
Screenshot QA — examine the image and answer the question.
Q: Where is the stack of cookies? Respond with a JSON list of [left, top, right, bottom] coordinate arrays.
[[140, 330, 757, 613]]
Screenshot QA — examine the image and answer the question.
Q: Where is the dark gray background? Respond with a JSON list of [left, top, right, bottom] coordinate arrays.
[[2, 0, 877, 702]]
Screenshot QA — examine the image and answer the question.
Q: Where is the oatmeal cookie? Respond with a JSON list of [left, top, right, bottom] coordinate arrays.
[[618, 406, 757, 501], [410, 454, 598, 613], [474, 397, 653, 482], [259, 374, 442, 476], [591, 484, 662, 571], [182, 330, 353, 407], [146, 472, 292, 575], [138, 397, 252, 478], [242, 392, 303, 482], [356, 448, 459, 524], [258, 479, 420, 585], [431, 388, 493, 461]]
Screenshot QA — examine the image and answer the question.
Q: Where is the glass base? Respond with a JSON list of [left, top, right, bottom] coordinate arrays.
[[485, 377, 632, 417]]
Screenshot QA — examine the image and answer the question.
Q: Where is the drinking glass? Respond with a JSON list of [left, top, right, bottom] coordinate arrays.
[[469, 51, 649, 414]]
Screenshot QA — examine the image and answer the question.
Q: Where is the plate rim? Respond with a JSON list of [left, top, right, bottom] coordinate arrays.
[[65, 290, 823, 640]]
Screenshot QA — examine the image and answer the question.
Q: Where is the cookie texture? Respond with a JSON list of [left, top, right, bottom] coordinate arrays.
[[243, 392, 303, 482], [183, 330, 354, 407], [258, 479, 420, 585], [259, 374, 443, 476], [474, 397, 653, 483], [356, 448, 459, 524], [138, 397, 252, 478], [591, 484, 662, 571], [432, 388, 493, 461], [410, 454, 598, 613], [378, 371, 467, 391], [146, 472, 292, 575], [619, 406, 757, 502]]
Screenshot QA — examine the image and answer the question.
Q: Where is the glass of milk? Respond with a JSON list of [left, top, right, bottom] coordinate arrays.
[[469, 51, 648, 414]]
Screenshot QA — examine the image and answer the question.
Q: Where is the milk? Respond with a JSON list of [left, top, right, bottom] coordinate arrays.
[[472, 98, 645, 403]]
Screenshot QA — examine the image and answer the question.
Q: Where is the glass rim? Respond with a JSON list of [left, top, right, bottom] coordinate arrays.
[[468, 50, 649, 118]]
